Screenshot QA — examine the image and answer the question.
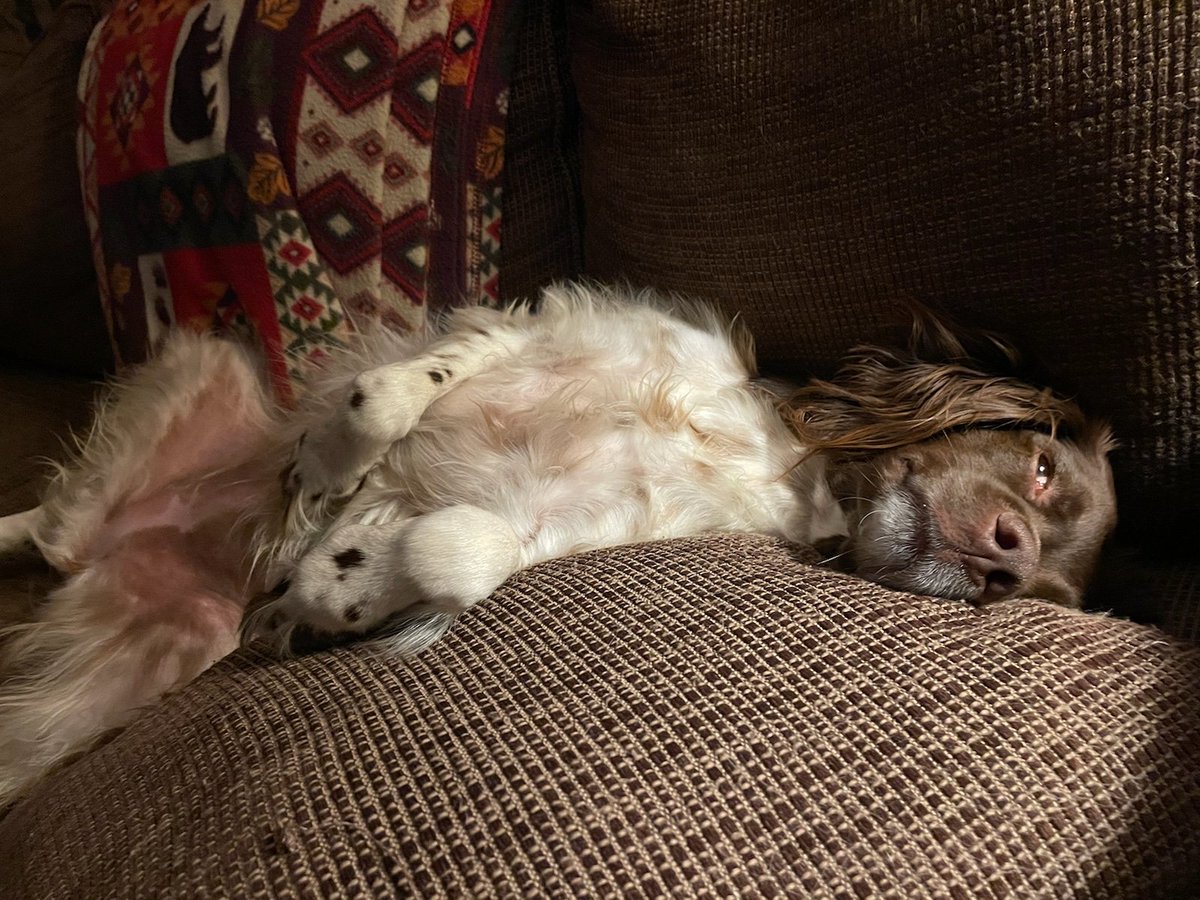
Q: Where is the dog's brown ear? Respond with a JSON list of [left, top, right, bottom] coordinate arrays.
[[1079, 419, 1119, 456], [903, 300, 1021, 373], [786, 347, 1088, 457]]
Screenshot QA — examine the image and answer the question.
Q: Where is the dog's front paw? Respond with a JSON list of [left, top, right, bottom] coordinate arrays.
[[242, 522, 420, 654]]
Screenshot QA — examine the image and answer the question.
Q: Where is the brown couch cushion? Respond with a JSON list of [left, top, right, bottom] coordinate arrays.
[[565, 1, 1200, 551], [3, 534, 1198, 895], [0, 0, 111, 375]]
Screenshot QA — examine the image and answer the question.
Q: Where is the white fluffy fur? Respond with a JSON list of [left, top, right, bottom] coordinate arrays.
[[0, 284, 845, 805]]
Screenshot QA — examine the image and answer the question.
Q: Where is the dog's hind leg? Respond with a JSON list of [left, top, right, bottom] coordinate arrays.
[[31, 333, 280, 574], [0, 333, 282, 806], [0, 556, 243, 804]]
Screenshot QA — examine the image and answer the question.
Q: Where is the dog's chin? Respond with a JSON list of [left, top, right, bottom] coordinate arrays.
[[862, 561, 982, 604], [848, 487, 983, 603]]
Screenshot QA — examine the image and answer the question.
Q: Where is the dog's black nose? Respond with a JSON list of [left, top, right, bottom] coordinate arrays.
[[962, 511, 1036, 601]]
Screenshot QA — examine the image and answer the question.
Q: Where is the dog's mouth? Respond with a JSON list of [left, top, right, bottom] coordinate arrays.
[[850, 481, 929, 565], [849, 484, 983, 603]]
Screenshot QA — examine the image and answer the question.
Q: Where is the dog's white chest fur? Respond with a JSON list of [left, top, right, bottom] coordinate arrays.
[[309, 289, 840, 573], [251, 286, 847, 641]]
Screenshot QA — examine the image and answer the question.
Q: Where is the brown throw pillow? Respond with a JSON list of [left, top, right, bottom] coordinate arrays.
[[2, 535, 1198, 895]]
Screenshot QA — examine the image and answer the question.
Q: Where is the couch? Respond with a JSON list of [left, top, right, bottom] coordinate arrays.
[[1, 0, 1198, 896]]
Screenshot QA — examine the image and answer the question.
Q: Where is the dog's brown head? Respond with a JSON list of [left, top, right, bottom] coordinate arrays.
[[788, 312, 1117, 608]]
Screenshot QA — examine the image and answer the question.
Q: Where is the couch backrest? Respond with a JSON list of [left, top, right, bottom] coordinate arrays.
[[502, 0, 1200, 551], [0, 0, 112, 375]]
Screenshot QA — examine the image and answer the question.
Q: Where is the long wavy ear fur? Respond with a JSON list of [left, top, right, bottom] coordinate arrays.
[[787, 304, 1092, 456]]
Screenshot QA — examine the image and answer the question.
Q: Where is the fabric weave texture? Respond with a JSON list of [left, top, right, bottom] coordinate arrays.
[[2, 534, 1198, 897]]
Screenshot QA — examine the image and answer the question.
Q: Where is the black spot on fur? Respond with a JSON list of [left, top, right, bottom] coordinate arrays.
[[297, 432, 306, 448], [334, 548, 365, 570], [353, 474, 368, 495], [336, 572, 346, 582], [443, 369, 453, 379], [349, 390, 365, 408], [309, 492, 323, 503], [280, 463, 297, 494], [268, 579, 290, 597], [344, 604, 363, 623], [428, 370, 444, 384]]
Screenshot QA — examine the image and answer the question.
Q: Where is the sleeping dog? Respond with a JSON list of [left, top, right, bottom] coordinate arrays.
[[0, 283, 1116, 804]]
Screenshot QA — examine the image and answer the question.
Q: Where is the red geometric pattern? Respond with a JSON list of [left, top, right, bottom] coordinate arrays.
[[95, 28, 173, 186], [297, 173, 382, 275], [390, 37, 443, 144], [278, 240, 313, 267], [291, 295, 324, 321], [108, 55, 153, 146], [382, 205, 430, 301], [383, 154, 415, 187], [79, 0, 519, 398], [300, 121, 344, 158], [350, 129, 386, 166], [302, 10, 400, 114]]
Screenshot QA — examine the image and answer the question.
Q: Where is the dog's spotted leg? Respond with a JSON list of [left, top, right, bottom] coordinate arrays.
[[0, 507, 42, 557], [255, 506, 521, 650], [285, 322, 531, 520]]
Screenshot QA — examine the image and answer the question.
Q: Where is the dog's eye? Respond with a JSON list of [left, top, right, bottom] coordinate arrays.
[[1034, 452, 1055, 493]]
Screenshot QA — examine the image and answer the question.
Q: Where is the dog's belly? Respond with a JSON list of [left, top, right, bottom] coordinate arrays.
[[360, 328, 808, 566]]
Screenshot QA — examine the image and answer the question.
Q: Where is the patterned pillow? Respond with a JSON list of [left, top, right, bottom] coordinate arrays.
[[79, 0, 520, 401]]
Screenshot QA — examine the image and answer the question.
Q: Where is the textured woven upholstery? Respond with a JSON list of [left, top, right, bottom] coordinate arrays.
[[4, 0, 1200, 894], [500, 0, 583, 303], [3, 535, 1198, 897]]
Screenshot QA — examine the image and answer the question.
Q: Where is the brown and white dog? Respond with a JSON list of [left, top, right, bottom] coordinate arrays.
[[0, 284, 1117, 804]]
